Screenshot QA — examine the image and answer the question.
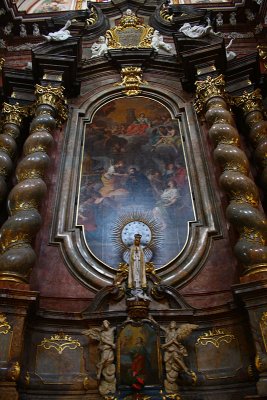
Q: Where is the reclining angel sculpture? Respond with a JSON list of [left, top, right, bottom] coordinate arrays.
[[83, 320, 116, 396], [161, 321, 198, 393]]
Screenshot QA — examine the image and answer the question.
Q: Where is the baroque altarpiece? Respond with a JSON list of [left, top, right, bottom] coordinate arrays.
[[0, 0, 267, 399]]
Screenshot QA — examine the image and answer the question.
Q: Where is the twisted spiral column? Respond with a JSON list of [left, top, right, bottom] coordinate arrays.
[[234, 89, 267, 190], [0, 84, 67, 282], [0, 103, 29, 202], [195, 75, 267, 278]]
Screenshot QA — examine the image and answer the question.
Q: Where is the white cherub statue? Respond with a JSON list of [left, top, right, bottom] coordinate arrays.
[[4, 22, 13, 36], [245, 9, 255, 21], [226, 39, 236, 61], [229, 12, 237, 25], [20, 24, 27, 38], [151, 30, 172, 53], [179, 18, 220, 38], [43, 20, 71, 42], [90, 36, 108, 58], [33, 23, 40, 37], [216, 12, 224, 26]]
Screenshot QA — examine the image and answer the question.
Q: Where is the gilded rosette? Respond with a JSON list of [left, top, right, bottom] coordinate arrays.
[[0, 86, 67, 282], [197, 76, 267, 276]]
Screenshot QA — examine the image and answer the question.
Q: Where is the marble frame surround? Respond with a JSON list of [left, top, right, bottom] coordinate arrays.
[[50, 86, 223, 292]]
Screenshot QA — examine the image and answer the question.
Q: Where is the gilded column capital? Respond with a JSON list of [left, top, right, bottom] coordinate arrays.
[[233, 89, 263, 115], [194, 75, 226, 114], [2, 103, 29, 130], [35, 84, 64, 108], [34, 84, 68, 126]]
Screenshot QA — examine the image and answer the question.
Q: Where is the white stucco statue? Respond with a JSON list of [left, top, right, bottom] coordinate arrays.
[[4, 22, 13, 36], [90, 36, 108, 58], [161, 321, 198, 394], [33, 23, 40, 37], [245, 8, 255, 21], [20, 24, 27, 38], [127, 233, 150, 301], [43, 20, 71, 42], [216, 12, 224, 26], [151, 30, 172, 52], [226, 39, 236, 61], [179, 18, 220, 38], [229, 12, 237, 25]]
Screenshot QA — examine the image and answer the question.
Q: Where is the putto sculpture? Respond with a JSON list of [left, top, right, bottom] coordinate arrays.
[[151, 30, 172, 53], [43, 20, 72, 42], [90, 36, 108, 58], [179, 18, 220, 38], [161, 321, 198, 393]]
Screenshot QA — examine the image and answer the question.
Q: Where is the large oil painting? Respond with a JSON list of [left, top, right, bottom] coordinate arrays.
[[117, 322, 162, 388], [77, 97, 195, 269]]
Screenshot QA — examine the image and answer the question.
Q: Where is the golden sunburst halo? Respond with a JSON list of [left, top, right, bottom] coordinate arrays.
[[111, 210, 163, 264]]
